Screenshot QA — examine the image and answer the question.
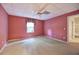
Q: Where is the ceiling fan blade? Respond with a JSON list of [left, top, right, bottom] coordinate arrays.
[[37, 4, 49, 13], [34, 4, 49, 14]]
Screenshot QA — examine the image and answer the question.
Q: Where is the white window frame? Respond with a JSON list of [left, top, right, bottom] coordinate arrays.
[[27, 22, 34, 33]]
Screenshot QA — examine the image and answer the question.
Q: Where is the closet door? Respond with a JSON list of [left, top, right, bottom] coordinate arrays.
[[74, 17, 79, 39]]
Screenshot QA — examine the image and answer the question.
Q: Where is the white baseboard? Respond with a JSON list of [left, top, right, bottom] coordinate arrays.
[[45, 36, 67, 44], [0, 43, 7, 53]]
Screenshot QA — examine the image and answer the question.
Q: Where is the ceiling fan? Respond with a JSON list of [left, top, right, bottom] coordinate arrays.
[[35, 4, 50, 15]]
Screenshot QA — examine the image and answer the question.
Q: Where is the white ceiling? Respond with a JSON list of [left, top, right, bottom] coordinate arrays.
[[1, 3, 79, 20]]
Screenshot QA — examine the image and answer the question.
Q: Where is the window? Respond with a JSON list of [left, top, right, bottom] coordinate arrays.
[[27, 22, 34, 33]]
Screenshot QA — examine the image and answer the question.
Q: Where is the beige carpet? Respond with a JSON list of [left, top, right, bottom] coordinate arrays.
[[0, 36, 79, 55]]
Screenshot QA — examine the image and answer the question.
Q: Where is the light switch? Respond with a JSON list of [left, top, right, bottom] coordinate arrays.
[[64, 28, 66, 30]]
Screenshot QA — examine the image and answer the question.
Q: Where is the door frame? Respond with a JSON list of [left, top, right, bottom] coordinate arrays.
[[67, 14, 79, 42]]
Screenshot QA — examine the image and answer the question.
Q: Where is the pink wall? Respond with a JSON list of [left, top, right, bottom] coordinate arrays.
[[8, 15, 44, 40], [0, 5, 8, 48], [44, 10, 79, 41]]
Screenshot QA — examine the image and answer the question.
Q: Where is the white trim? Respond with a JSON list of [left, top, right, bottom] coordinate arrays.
[[0, 43, 7, 53], [45, 36, 67, 44], [67, 15, 74, 43]]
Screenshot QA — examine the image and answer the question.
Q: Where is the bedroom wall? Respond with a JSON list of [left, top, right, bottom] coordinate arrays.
[[0, 5, 8, 48], [44, 10, 79, 41], [8, 15, 44, 40]]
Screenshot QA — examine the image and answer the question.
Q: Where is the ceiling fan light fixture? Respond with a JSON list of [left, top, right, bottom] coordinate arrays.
[[43, 11, 50, 14], [37, 10, 50, 15]]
